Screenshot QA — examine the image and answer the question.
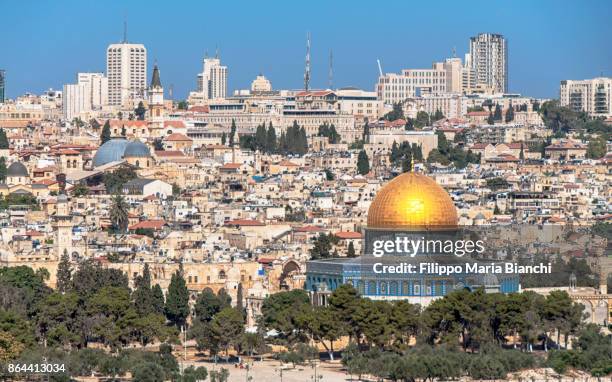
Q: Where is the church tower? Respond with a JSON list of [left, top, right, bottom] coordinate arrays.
[[53, 194, 74, 259], [148, 64, 164, 118]]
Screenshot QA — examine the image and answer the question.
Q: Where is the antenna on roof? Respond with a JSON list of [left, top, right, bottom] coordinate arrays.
[[123, 18, 128, 43], [377, 59, 383, 77], [215, 45, 219, 59], [328, 49, 333, 90], [452, 46, 457, 58], [304, 32, 311, 91]]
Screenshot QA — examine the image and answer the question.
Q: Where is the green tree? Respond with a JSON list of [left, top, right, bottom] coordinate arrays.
[[212, 307, 244, 359], [493, 104, 503, 121], [347, 242, 356, 257], [414, 111, 430, 128], [309, 233, 339, 260], [177, 100, 188, 110], [101, 120, 112, 144], [432, 108, 445, 121], [0, 129, 8, 149], [165, 270, 189, 328], [586, 135, 606, 159], [134, 101, 147, 121], [56, 250, 72, 293], [221, 132, 226, 145], [383, 102, 404, 121], [265, 123, 277, 152], [72, 183, 89, 197], [133, 263, 154, 315], [109, 194, 129, 233], [487, 112, 495, 125], [151, 284, 165, 315], [362, 120, 370, 142], [0, 157, 6, 182], [194, 288, 227, 323], [229, 119, 236, 146], [356, 150, 370, 175]]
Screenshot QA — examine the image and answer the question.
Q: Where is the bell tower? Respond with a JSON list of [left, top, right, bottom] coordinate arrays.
[[148, 63, 164, 118]]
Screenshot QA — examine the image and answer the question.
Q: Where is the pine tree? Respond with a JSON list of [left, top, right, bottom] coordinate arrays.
[[347, 242, 356, 258], [0, 129, 9, 149], [229, 119, 237, 146], [255, 124, 266, 151], [221, 132, 226, 145], [357, 150, 370, 175], [165, 270, 190, 327], [56, 250, 72, 293], [101, 120, 111, 144]]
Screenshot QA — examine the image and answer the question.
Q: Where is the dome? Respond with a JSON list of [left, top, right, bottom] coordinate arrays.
[[367, 172, 458, 230], [7, 162, 29, 177], [93, 139, 129, 167], [124, 141, 150, 158]]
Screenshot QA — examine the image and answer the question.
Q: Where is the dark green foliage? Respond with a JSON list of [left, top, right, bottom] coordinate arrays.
[[103, 166, 137, 194], [383, 102, 404, 121], [278, 121, 308, 155], [432, 108, 445, 121], [356, 150, 369, 175], [347, 242, 356, 257], [0, 157, 6, 182], [317, 122, 340, 144], [229, 119, 236, 146], [165, 270, 189, 327], [0, 128, 9, 149], [505, 103, 515, 122], [414, 111, 430, 128], [134, 101, 146, 121], [427, 131, 480, 168], [486, 177, 510, 190], [309, 233, 340, 259], [101, 120, 111, 144], [56, 250, 72, 293]]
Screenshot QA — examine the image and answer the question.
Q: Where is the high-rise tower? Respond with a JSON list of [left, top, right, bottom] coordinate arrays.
[[304, 32, 311, 91], [106, 26, 147, 107], [468, 33, 508, 93]]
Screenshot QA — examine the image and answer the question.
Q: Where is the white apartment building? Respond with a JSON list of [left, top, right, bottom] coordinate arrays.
[[77, 72, 108, 109], [251, 75, 272, 92], [62, 83, 89, 121], [335, 88, 383, 121], [376, 58, 464, 105], [560, 77, 612, 118], [196, 57, 228, 100], [468, 33, 508, 93], [106, 42, 147, 106]]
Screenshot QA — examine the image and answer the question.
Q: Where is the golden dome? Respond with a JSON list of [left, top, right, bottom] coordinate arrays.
[[367, 172, 458, 230]]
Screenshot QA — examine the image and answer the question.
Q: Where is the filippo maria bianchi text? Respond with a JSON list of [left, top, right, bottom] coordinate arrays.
[[373, 262, 552, 275]]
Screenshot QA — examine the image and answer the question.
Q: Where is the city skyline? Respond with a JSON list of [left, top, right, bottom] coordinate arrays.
[[2, 0, 611, 100]]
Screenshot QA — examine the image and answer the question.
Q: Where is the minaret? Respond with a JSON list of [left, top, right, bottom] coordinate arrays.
[[149, 63, 164, 118], [53, 194, 73, 259]]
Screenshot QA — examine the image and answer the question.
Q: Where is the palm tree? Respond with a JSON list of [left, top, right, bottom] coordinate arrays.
[[110, 194, 129, 233]]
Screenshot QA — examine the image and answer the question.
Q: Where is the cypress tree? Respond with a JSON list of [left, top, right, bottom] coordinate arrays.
[[357, 150, 370, 175], [101, 120, 111, 144], [493, 104, 503, 121], [56, 249, 72, 293], [229, 119, 237, 146], [221, 132, 227, 145], [0, 128, 9, 149], [0, 157, 7, 182], [152, 284, 165, 315], [165, 270, 190, 327], [505, 104, 515, 122], [347, 242, 356, 258], [266, 124, 277, 153], [134, 263, 154, 315]]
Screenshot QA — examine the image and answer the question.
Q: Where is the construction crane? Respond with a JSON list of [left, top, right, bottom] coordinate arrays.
[[377, 59, 383, 77]]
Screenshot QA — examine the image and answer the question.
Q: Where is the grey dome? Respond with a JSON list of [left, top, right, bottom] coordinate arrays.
[[481, 273, 499, 286], [124, 141, 151, 158], [93, 139, 129, 167], [7, 162, 28, 177]]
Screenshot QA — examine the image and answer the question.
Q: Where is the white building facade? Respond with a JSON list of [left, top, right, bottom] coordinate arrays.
[[468, 33, 508, 93], [106, 42, 147, 107], [560, 77, 612, 118], [196, 57, 228, 100]]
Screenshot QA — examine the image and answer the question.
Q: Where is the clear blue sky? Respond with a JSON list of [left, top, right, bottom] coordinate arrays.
[[3, 0, 611, 99]]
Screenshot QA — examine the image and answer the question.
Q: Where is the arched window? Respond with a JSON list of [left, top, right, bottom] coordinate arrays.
[[367, 281, 376, 295], [380, 281, 387, 295], [389, 281, 398, 296]]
